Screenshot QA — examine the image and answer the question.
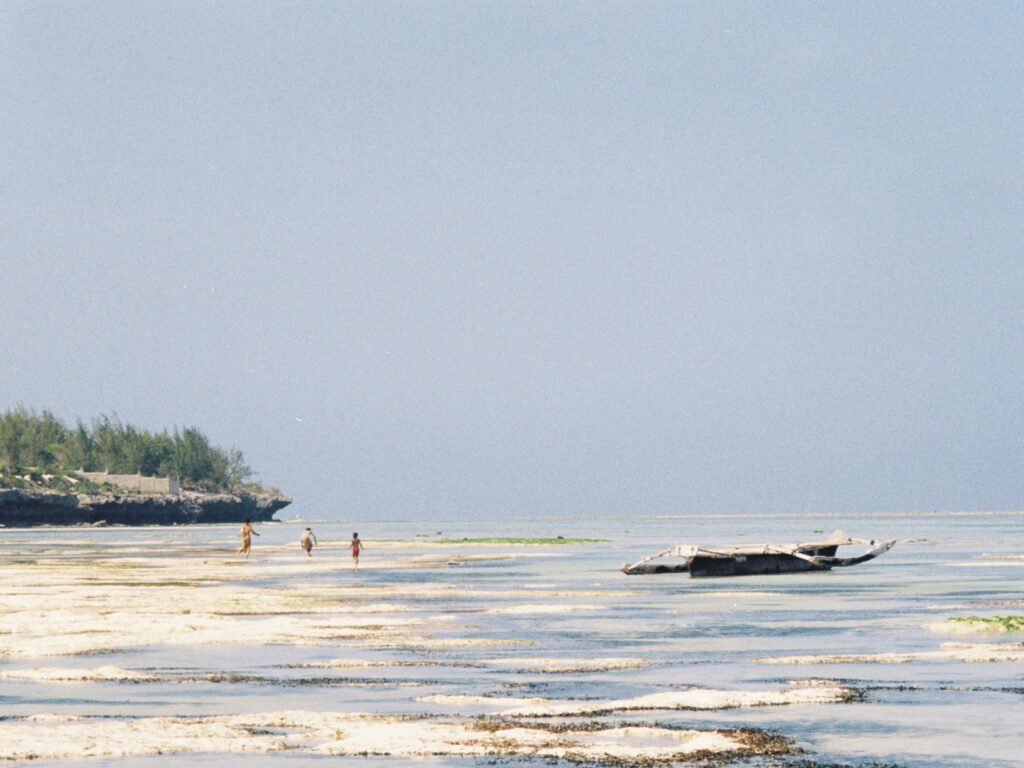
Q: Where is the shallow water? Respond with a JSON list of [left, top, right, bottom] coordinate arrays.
[[1, 511, 1023, 766]]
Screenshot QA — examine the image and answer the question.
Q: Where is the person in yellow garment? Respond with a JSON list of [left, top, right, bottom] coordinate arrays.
[[349, 532, 364, 569], [237, 519, 259, 558], [300, 527, 317, 557]]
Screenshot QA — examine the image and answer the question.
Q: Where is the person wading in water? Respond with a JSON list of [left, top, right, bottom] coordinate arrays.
[[237, 519, 259, 558], [300, 527, 317, 557], [349, 532, 363, 569]]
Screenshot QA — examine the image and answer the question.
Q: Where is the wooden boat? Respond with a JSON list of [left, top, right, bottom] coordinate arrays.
[[621, 530, 895, 577]]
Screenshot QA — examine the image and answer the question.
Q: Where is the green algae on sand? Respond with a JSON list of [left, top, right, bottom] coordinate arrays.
[[946, 615, 1024, 632], [434, 536, 606, 545]]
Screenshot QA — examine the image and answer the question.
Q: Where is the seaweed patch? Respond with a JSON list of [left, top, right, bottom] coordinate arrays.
[[941, 616, 1024, 633]]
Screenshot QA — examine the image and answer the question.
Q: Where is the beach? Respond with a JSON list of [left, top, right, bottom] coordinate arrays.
[[1, 512, 1022, 767]]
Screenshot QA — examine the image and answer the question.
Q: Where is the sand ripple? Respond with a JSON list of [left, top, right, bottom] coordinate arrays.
[[478, 657, 646, 673], [486, 604, 601, 614], [421, 683, 850, 716], [0, 665, 161, 682], [758, 642, 1024, 665]]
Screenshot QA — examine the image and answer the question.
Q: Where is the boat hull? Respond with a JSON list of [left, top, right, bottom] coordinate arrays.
[[687, 545, 838, 578], [621, 535, 895, 577]]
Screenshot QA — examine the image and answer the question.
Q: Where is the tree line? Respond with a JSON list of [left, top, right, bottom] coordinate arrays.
[[0, 407, 257, 493]]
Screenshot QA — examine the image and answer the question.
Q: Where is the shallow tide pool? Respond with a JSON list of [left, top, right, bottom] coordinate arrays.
[[1, 511, 1022, 766]]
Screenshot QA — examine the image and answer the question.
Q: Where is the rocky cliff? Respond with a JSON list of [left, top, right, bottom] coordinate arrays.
[[0, 488, 291, 527]]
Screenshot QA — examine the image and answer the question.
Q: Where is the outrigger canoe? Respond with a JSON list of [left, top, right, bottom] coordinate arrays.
[[622, 530, 895, 577]]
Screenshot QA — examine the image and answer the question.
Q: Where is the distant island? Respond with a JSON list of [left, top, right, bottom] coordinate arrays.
[[0, 407, 290, 527]]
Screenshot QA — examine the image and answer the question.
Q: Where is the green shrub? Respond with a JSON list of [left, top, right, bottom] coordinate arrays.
[[0, 407, 265, 494]]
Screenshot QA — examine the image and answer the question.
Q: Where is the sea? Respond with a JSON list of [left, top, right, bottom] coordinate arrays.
[[1, 510, 1022, 767]]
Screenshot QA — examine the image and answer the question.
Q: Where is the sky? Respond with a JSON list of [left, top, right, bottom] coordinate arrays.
[[2, 2, 1022, 520]]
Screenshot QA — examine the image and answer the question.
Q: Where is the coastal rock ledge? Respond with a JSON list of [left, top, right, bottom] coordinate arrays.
[[0, 488, 291, 528]]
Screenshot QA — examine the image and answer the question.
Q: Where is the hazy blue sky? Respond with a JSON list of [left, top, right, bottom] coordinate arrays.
[[2, 2, 1022, 519]]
